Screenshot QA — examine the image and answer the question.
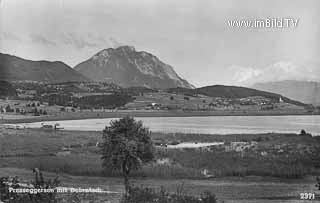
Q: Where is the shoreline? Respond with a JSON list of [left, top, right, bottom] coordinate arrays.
[[0, 109, 318, 124]]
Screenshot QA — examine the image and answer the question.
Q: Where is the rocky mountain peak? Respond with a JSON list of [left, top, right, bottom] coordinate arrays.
[[74, 46, 194, 89]]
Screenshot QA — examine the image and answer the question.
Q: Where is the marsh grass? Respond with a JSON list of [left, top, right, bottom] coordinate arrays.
[[1, 129, 319, 179]]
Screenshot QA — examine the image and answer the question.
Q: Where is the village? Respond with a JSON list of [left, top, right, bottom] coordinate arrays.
[[0, 80, 309, 122]]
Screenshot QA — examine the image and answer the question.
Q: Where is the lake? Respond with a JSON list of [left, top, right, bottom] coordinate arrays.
[[21, 115, 320, 135]]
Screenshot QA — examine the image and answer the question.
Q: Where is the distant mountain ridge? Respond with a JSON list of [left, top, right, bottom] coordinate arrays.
[[74, 46, 194, 89], [0, 53, 90, 83], [252, 80, 320, 105], [168, 85, 306, 106]]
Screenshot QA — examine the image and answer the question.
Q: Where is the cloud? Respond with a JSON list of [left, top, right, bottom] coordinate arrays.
[[58, 33, 122, 49], [56, 33, 126, 50], [0, 32, 21, 42], [228, 65, 262, 85], [229, 61, 320, 86], [108, 37, 124, 48], [59, 33, 99, 49], [29, 34, 56, 46]]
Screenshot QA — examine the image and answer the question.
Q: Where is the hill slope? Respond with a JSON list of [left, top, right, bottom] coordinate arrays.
[[252, 80, 320, 105], [0, 53, 90, 83], [168, 85, 306, 106], [74, 46, 194, 89], [0, 81, 17, 97]]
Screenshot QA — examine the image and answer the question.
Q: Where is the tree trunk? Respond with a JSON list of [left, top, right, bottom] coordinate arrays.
[[122, 161, 130, 196], [124, 173, 129, 195]]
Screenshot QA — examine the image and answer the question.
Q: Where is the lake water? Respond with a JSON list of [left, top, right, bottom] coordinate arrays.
[[22, 115, 320, 135]]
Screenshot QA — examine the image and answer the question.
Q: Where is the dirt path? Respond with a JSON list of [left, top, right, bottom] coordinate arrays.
[[1, 167, 319, 202]]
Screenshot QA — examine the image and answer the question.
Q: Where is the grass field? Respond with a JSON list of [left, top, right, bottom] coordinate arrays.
[[1, 128, 320, 178], [1, 128, 320, 202], [0, 167, 318, 203]]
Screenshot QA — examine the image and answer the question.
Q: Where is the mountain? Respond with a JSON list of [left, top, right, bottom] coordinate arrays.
[[0, 80, 17, 97], [0, 53, 90, 83], [168, 85, 306, 106], [74, 46, 194, 89], [252, 80, 320, 106]]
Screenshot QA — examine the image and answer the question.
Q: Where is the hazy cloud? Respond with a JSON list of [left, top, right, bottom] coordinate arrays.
[[29, 34, 56, 46], [230, 62, 320, 86], [228, 65, 262, 85], [0, 32, 20, 42], [59, 33, 99, 49], [109, 37, 124, 48], [57, 33, 125, 50]]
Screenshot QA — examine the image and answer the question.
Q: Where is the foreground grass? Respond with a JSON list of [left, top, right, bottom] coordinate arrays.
[[0, 128, 320, 179], [0, 167, 318, 203]]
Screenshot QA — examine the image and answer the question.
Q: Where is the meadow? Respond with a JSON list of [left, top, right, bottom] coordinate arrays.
[[0, 128, 319, 179], [1, 128, 320, 202]]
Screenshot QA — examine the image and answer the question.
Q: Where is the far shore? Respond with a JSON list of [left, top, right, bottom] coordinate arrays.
[[0, 109, 318, 124]]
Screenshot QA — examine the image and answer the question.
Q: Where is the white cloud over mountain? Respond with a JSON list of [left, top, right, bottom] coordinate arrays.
[[30, 34, 56, 46], [230, 62, 320, 86]]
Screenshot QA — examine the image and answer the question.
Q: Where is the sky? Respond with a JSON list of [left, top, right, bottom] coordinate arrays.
[[0, 0, 319, 87]]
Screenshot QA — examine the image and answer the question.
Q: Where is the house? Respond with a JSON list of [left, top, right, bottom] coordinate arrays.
[[41, 123, 63, 130], [201, 169, 214, 178], [150, 103, 161, 110], [279, 97, 284, 103]]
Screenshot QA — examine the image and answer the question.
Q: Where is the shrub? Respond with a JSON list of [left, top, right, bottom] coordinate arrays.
[[0, 169, 60, 203], [121, 185, 217, 203]]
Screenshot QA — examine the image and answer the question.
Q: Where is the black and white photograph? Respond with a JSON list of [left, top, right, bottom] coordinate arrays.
[[0, 0, 320, 202]]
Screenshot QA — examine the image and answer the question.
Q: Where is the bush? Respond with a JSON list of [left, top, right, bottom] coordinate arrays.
[[0, 169, 60, 203], [299, 129, 312, 137], [155, 149, 313, 179], [121, 185, 217, 203]]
